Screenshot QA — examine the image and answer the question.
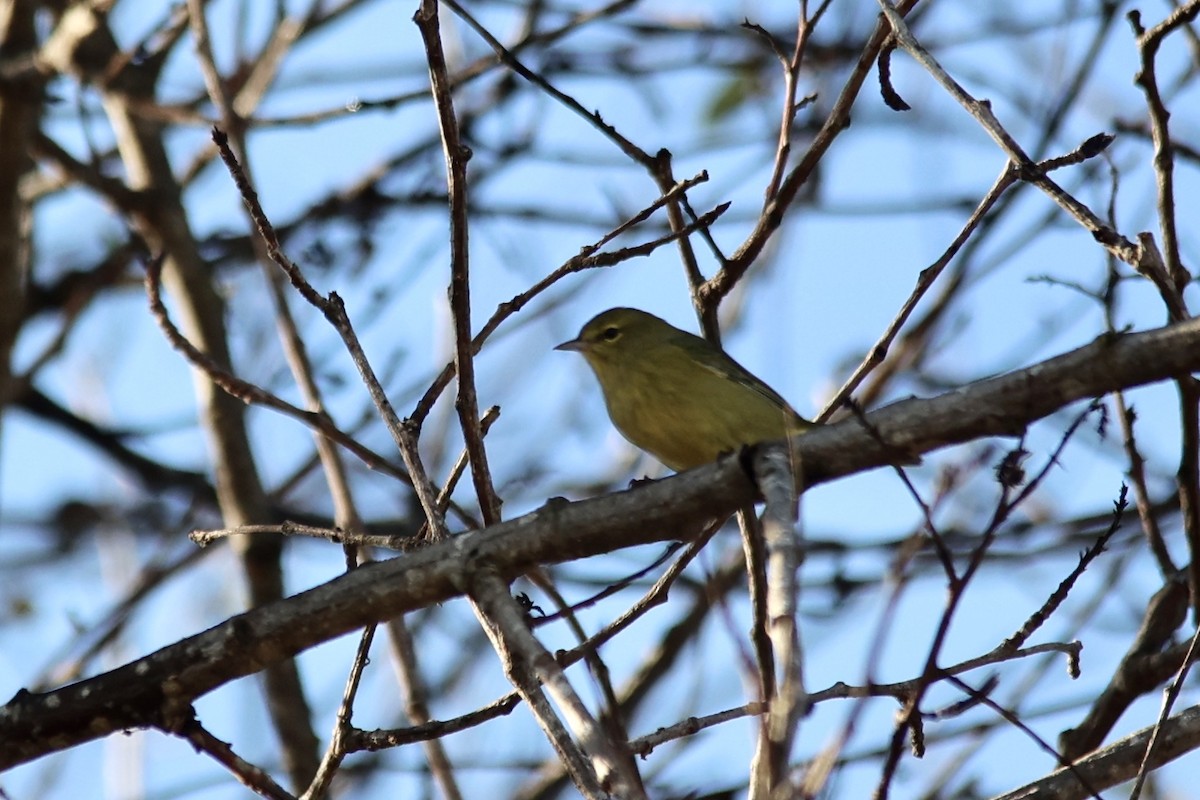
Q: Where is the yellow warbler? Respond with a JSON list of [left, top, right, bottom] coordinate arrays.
[[556, 307, 813, 470]]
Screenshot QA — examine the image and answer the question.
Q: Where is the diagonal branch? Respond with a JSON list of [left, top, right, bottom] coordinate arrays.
[[6, 316, 1200, 769]]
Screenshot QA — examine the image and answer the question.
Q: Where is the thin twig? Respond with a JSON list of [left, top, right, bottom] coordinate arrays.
[[414, 0, 501, 527], [302, 625, 377, 800], [876, 0, 1138, 265], [209, 128, 450, 539]]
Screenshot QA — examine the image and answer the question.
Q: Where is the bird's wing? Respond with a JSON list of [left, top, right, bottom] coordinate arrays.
[[692, 349, 802, 418]]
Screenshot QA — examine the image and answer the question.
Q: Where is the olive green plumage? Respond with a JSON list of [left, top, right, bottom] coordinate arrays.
[[556, 307, 813, 471]]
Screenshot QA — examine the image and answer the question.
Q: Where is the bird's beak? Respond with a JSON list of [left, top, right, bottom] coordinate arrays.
[[555, 337, 587, 352]]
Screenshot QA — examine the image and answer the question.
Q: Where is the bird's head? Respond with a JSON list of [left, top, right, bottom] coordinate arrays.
[[555, 307, 678, 373]]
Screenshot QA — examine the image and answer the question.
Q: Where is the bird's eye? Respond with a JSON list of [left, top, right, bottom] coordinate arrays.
[[601, 326, 621, 341]]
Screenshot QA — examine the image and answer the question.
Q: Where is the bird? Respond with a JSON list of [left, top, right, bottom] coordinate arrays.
[[556, 307, 813, 471]]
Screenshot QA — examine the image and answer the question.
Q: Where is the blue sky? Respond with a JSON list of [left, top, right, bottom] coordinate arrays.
[[3, 1, 1198, 798]]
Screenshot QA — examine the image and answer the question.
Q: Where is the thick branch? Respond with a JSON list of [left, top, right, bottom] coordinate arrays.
[[4, 317, 1200, 768], [990, 704, 1200, 800]]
